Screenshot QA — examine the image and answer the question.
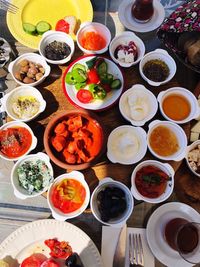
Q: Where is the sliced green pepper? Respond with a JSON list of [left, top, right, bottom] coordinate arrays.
[[72, 68, 87, 83], [65, 72, 76, 85], [89, 83, 107, 100], [75, 82, 86, 90]]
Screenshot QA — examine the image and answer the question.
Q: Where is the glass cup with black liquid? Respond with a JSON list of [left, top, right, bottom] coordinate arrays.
[[131, 0, 154, 23]]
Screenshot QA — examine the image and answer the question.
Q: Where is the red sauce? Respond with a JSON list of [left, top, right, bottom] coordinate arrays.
[[135, 165, 171, 198], [0, 127, 32, 158], [51, 178, 86, 213], [81, 31, 106, 51]]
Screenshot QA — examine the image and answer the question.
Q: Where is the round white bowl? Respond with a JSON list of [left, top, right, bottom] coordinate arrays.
[[157, 87, 200, 124], [90, 177, 134, 227], [109, 31, 145, 67], [0, 121, 37, 161], [139, 49, 177, 86], [11, 152, 53, 199], [107, 125, 147, 165], [8, 53, 51, 87], [77, 22, 111, 54], [131, 160, 174, 203], [47, 171, 90, 221], [119, 84, 158, 126], [0, 85, 46, 122], [186, 140, 200, 178], [39, 30, 75, 65], [147, 120, 187, 161]]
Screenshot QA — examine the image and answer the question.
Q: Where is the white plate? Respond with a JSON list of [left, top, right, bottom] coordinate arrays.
[[146, 202, 200, 267], [63, 55, 124, 111], [118, 0, 165, 33], [0, 219, 103, 267]]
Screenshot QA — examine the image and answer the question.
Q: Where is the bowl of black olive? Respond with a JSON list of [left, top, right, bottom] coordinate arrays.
[[90, 177, 134, 227], [39, 30, 75, 65]]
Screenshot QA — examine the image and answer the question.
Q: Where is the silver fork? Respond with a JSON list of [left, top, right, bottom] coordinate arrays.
[[129, 233, 144, 267], [0, 0, 18, 14]]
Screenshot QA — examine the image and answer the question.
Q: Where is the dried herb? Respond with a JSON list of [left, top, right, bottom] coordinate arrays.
[[143, 59, 170, 82], [45, 40, 71, 61]]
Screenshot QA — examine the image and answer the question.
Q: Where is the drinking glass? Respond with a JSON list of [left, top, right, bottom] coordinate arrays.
[[131, 0, 154, 23]]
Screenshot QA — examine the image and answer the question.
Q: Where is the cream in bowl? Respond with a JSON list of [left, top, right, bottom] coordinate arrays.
[[157, 87, 200, 124], [107, 125, 147, 165], [131, 160, 174, 203], [186, 140, 200, 178], [119, 84, 158, 126], [147, 120, 187, 161], [0, 86, 46, 122]]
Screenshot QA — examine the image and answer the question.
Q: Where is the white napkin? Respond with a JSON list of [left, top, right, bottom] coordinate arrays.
[[101, 226, 155, 267]]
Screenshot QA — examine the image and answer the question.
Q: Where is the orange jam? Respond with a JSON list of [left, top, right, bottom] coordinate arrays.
[[81, 31, 106, 51]]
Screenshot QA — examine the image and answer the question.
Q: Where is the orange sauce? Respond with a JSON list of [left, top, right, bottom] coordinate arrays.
[[162, 94, 191, 121], [81, 31, 106, 51], [149, 125, 179, 156]]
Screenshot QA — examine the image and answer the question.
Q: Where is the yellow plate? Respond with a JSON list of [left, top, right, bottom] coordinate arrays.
[[7, 0, 93, 49]]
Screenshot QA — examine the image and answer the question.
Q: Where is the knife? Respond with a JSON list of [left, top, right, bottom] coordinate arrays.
[[112, 224, 127, 267]]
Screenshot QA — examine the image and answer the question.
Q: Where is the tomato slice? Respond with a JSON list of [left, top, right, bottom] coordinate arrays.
[[87, 69, 100, 84], [55, 19, 69, 33], [21, 254, 47, 267], [77, 89, 93, 103], [41, 259, 59, 267]]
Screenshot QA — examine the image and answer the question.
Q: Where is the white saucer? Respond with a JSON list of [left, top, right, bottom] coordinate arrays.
[[146, 202, 200, 267], [118, 0, 165, 33]]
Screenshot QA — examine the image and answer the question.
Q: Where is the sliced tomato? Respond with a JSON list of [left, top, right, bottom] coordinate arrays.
[[87, 69, 100, 84], [77, 89, 93, 103], [102, 83, 111, 93], [21, 254, 47, 267], [55, 19, 69, 33], [41, 259, 59, 267]]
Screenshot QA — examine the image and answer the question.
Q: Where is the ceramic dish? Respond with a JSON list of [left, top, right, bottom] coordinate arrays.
[[90, 177, 134, 227], [39, 30, 75, 65], [119, 84, 158, 126], [131, 160, 174, 203], [62, 55, 124, 111], [0, 121, 37, 161], [139, 49, 176, 86], [77, 22, 111, 54], [109, 31, 145, 67], [157, 87, 200, 124], [47, 171, 90, 221], [107, 125, 147, 165], [0, 85, 46, 122], [8, 53, 51, 87], [186, 140, 200, 178], [147, 120, 187, 161], [6, 0, 93, 49], [11, 152, 53, 199], [118, 0, 165, 33]]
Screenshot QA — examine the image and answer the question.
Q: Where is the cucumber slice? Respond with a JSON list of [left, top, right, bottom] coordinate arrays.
[[86, 57, 97, 69], [23, 23, 36, 35], [72, 63, 86, 72], [97, 61, 108, 75], [36, 21, 51, 35], [111, 79, 122, 90]]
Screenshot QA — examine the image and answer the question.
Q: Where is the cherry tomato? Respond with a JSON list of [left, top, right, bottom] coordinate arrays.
[[21, 254, 47, 267], [87, 69, 100, 84], [77, 89, 93, 103], [55, 19, 69, 33]]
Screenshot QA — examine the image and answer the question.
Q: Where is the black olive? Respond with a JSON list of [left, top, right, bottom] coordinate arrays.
[[97, 190, 104, 201], [65, 253, 84, 267], [111, 187, 125, 198]]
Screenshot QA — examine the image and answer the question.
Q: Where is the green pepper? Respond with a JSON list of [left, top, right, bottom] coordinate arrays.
[[75, 82, 86, 90], [72, 68, 87, 83], [89, 83, 107, 100], [65, 72, 76, 85]]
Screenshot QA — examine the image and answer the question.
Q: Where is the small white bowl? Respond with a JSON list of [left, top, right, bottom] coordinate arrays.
[[8, 53, 51, 87], [107, 125, 147, 165], [186, 140, 200, 178], [47, 171, 90, 221], [147, 120, 187, 161], [90, 177, 134, 227], [109, 31, 145, 67], [11, 152, 53, 199], [139, 49, 177, 86], [39, 30, 75, 65], [157, 87, 200, 124], [119, 84, 158, 126], [0, 86, 46, 122], [131, 160, 174, 203], [0, 121, 37, 161], [77, 22, 111, 54]]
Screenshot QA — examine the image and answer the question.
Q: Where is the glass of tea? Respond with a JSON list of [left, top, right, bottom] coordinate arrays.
[[164, 218, 200, 264], [131, 0, 154, 23]]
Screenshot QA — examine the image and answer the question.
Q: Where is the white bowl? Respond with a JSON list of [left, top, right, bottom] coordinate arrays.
[[11, 152, 53, 199], [39, 30, 75, 65], [157, 87, 200, 124], [77, 22, 111, 54], [47, 171, 90, 221], [8, 53, 50, 86], [107, 125, 147, 165], [186, 140, 200, 178], [0, 121, 37, 161], [147, 120, 187, 161], [131, 160, 174, 203], [0, 86, 46, 122], [109, 31, 145, 67], [119, 84, 158, 126], [90, 177, 134, 227], [139, 49, 177, 86]]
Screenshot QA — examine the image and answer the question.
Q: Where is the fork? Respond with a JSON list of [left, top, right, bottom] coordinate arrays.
[[0, 0, 18, 14], [129, 233, 144, 267]]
